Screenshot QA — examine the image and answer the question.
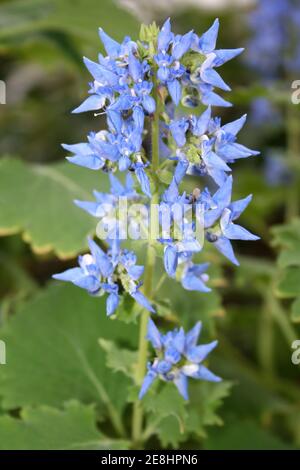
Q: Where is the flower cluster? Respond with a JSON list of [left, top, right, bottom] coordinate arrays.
[[139, 319, 221, 400], [54, 18, 259, 400], [53, 237, 155, 316]]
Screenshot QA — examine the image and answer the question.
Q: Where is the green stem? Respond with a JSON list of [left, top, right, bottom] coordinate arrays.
[[131, 84, 160, 445]]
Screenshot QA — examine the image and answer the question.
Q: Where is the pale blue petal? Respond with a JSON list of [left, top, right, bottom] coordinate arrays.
[[83, 57, 118, 85], [128, 52, 142, 82], [213, 235, 239, 265], [213, 48, 244, 66], [147, 318, 162, 349], [229, 195, 252, 220], [62, 142, 91, 156], [98, 28, 121, 58], [202, 90, 232, 108], [164, 245, 178, 277], [52, 267, 83, 282], [135, 167, 151, 198], [106, 292, 119, 316], [221, 114, 247, 136], [182, 272, 211, 293], [194, 365, 222, 382], [73, 275, 101, 293], [167, 79, 181, 105], [186, 340, 218, 363], [131, 290, 156, 313], [74, 200, 101, 217], [133, 106, 145, 130], [173, 328, 185, 354], [172, 30, 193, 60], [165, 346, 181, 364], [158, 18, 172, 51], [142, 95, 156, 114], [127, 265, 144, 280], [222, 223, 260, 241], [201, 67, 231, 91], [192, 106, 211, 135], [139, 370, 157, 399], [66, 155, 103, 170], [174, 373, 189, 400], [72, 95, 105, 114], [198, 19, 219, 54], [185, 322, 202, 349]]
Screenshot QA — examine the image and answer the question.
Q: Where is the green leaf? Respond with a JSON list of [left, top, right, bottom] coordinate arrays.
[[276, 267, 300, 298], [0, 157, 109, 258], [187, 381, 232, 437], [142, 380, 231, 447], [0, 0, 138, 53], [272, 221, 300, 322], [272, 220, 300, 268], [143, 383, 187, 447], [291, 297, 300, 323], [0, 401, 129, 450], [204, 420, 292, 450], [98, 339, 138, 380], [0, 283, 138, 416]]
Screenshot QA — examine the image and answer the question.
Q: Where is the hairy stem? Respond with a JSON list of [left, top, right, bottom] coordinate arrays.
[[132, 84, 160, 445]]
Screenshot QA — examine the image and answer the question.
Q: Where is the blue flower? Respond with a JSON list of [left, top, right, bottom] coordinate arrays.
[[63, 112, 152, 197], [139, 319, 221, 400], [202, 176, 260, 265], [168, 108, 259, 186], [182, 19, 244, 107], [180, 260, 211, 293], [153, 18, 193, 105], [53, 238, 155, 316]]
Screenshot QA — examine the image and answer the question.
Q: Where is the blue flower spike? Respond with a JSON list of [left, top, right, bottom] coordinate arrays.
[[54, 17, 259, 410]]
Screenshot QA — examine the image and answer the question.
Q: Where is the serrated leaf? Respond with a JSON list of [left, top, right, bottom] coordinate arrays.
[[0, 157, 109, 258], [143, 384, 187, 447], [142, 381, 231, 447], [0, 401, 129, 450], [0, 283, 138, 417], [98, 339, 138, 380], [187, 381, 232, 434]]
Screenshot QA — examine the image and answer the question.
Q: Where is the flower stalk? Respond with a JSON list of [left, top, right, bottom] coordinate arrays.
[[132, 83, 160, 443]]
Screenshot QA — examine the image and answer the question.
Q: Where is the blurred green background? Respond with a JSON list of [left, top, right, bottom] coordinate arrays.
[[0, 0, 300, 450]]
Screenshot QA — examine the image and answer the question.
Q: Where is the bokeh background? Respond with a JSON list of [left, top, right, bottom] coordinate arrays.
[[0, 0, 300, 450]]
